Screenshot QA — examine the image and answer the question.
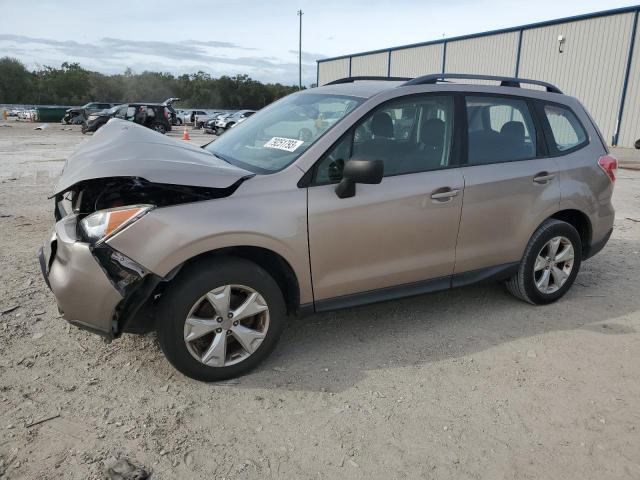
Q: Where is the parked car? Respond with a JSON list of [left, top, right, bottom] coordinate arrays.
[[18, 109, 37, 121], [63, 102, 118, 125], [204, 112, 234, 134], [39, 73, 616, 382], [83, 103, 172, 134], [181, 109, 220, 127], [82, 105, 120, 134], [229, 116, 249, 128], [213, 110, 255, 134]]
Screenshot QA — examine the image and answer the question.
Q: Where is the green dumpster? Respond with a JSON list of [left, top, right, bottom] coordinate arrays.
[[36, 106, 70, 122]]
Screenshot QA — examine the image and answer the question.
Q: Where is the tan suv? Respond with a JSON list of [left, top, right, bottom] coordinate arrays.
[[39, 74, 616, 381]]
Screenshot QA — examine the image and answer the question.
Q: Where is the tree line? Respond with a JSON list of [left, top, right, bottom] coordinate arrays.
[[0, 57, 301, 108]]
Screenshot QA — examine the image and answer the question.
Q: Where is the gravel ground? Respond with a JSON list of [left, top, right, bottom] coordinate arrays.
[[1, 119, 640, 479]]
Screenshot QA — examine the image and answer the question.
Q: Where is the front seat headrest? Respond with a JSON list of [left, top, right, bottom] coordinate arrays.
[[421, 118, 445, 147], [371, 112, 393, 139]]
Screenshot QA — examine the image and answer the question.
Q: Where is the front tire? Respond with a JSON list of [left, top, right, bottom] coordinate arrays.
[[156, 257, 287, 381], [506, 219, 582, 305]]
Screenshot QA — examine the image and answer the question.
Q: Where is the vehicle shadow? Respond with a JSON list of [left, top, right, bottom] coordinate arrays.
[[236, 236, 639, 392]]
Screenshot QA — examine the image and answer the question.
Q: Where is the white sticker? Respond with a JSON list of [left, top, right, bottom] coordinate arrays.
[[264, 137, 304, 152]]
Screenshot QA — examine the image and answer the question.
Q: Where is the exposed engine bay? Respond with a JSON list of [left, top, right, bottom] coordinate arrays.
[[54, 176, 244, 221]]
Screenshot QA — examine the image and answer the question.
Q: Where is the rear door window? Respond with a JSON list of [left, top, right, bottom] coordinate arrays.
[[465, 96, 537, 165], [543, 104, 588, 153]]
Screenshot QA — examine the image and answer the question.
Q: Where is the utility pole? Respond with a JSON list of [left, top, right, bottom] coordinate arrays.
[[298, 10, 303, 90]]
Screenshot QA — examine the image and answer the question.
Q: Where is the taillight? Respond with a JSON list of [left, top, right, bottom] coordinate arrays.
[[164, 108, 169, 119], [598, 154, 618, 183]]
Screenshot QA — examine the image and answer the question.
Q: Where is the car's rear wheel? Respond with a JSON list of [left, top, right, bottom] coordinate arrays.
[[152, 122, 166, 134], [156, 257, 287, 381], [506, 219, 582, 304]]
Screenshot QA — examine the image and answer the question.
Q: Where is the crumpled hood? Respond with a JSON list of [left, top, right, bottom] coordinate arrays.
[[54, 119, 253, 194]]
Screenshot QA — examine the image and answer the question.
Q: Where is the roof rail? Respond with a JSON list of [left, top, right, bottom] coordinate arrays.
[[402, 73, 563, 94], [325, 76, 411, 85]]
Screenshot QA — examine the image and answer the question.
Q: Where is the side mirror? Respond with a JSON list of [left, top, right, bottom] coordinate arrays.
[[335, 158, 384, 199]]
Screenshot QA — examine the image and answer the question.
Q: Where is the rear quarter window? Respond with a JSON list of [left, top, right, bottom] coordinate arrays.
[[543, 104, 588, 153]]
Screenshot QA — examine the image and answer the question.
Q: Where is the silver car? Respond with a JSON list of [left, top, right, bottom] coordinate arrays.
[[39, 74, 616, 381]]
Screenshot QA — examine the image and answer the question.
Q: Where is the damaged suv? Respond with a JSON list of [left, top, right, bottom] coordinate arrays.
[[40, 74, 616, 381]]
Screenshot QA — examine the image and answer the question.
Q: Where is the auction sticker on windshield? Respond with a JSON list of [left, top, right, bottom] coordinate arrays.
[[264, 137, 304, 152]]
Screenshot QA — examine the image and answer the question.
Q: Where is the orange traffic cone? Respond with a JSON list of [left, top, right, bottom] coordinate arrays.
[[182, 125, 190, 141]]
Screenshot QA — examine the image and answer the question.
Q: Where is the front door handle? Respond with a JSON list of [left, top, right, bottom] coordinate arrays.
[[533, 172, 556, 184], [431, 188, 460, 201]]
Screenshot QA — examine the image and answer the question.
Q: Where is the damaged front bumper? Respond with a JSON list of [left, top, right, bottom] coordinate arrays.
[[39, 214, 160, 340]]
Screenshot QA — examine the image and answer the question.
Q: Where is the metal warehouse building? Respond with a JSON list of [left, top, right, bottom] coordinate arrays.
[[316, 6, 640, 148]]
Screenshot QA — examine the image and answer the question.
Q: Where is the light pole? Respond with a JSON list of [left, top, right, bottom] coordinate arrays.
[[298, 10, 303, 90]]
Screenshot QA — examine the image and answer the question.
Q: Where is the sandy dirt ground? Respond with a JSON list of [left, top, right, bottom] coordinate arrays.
[[1, 119, 640, 479]]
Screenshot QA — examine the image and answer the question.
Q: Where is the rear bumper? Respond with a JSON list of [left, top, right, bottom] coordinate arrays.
[[585, 227, 613, 259], [39, 215, 123, 338]]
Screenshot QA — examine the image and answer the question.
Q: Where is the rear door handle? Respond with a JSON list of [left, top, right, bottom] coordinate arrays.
[[533, 172, 556, 184], [430, 188, 460, 200]]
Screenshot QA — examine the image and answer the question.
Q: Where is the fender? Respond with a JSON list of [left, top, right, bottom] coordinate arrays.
[[106, 183, 314, 305]]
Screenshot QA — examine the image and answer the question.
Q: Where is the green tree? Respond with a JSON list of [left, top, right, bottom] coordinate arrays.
[[0, 57, 34, 103], [0, 60, 299, 108]]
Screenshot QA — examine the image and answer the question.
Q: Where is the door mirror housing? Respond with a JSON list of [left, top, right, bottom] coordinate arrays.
[[335, 158, 384, 199]]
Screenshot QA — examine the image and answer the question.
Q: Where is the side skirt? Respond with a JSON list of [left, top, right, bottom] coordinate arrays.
[[315, 276, 450, 313], [451, 262, 519, 288], [313, 262, 519, 313]]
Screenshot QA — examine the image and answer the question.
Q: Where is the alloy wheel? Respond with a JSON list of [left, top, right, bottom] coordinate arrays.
[[533, 236, 575, 294], [183, 284, 270, 367]]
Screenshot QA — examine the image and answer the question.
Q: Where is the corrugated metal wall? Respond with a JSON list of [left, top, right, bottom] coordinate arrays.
[[446, 32, 519, 76], [618, 14, 640, 147], [518, 12, 635, 145], [390, 44, 443, 77], [351, 52, 389, 76], [316, 8, 640, 147], [317, 58, 350, 86]]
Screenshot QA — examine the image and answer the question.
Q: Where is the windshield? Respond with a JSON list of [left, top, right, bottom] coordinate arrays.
[[205, 92, 363, 173], [107, 106, 119, 115]]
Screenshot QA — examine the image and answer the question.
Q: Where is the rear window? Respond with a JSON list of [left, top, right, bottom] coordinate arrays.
[[543, 104, 588, 152]]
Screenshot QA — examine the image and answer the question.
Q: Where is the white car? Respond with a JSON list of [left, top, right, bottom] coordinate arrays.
[[182, 110, 224, 127]]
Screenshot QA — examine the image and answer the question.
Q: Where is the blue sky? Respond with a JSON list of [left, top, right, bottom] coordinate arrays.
[[0, 0, 637, 85]]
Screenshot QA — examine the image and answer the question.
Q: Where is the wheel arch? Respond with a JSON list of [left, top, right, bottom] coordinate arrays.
[[124, 245, 304, 335], [175, 246, 301, 315], [547, 209, 592, 258]]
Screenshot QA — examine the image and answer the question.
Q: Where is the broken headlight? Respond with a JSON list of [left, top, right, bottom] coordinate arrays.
[[80, 205, 153, 244]]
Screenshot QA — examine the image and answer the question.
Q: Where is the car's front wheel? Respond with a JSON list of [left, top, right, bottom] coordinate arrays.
[[506, 219, 582, 304], [156, 257, 287, 381]]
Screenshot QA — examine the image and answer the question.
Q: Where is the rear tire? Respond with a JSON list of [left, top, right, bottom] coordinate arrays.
[[151, 122, 166, 134], [156, 257, 287, 382], [505, 219, 582, 305]]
